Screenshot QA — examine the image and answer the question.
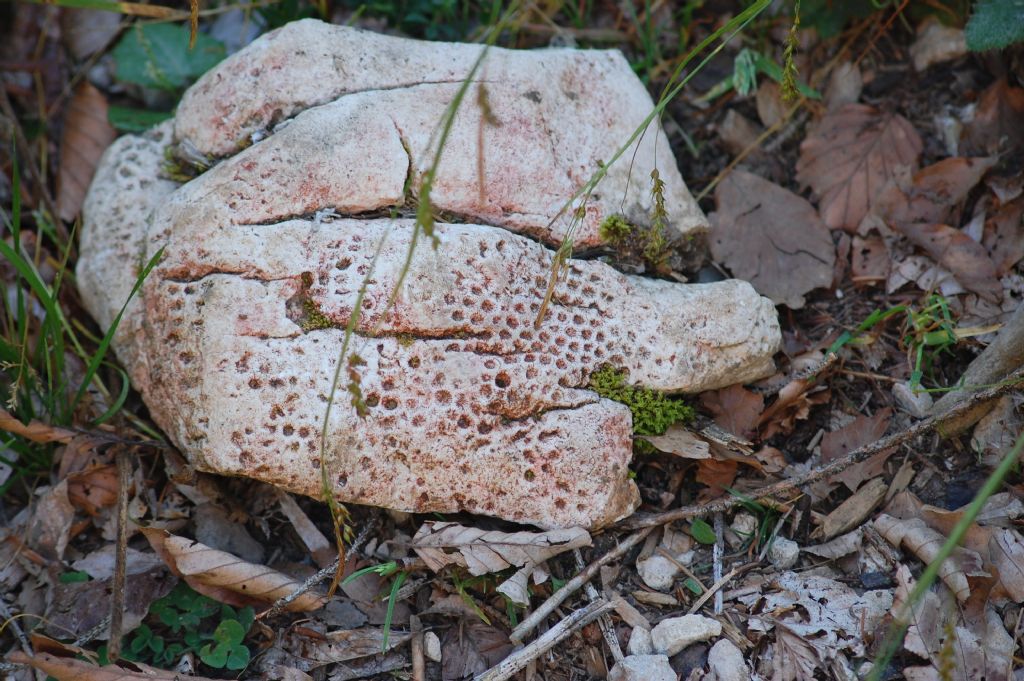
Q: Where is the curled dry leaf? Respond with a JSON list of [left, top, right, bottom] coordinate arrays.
[[66, 464, 119, 516], [873, 156, 997, 225], [640, 425, 710, 459], [893, 222, 1002, 302], [874, 514, 983, 601], [411, 522, 590, 576], [820, 408, 894, 493], [280, 627, 413, 671], [700, 383, 764, 441], [710, 169, 835, 309], [411, 521, 589, 604], [141, 527, 327, 611], [850, 233, 889, 285], [7, 650, 221, 681], [796, 103, 923, 231], [57, 82, 117, 222]]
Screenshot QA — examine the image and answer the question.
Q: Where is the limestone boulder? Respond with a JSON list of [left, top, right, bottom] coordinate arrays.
[[78, 20, 781, 530]]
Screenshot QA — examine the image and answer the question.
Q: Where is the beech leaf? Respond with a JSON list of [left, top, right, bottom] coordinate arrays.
[[796, 103, 923, 231]]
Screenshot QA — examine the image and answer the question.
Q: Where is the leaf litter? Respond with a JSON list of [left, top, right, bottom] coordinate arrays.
[[5, 3, 1024, 681]]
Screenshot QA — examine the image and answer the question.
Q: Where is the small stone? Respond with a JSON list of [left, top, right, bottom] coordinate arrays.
[[727, 512, 758, 549], [627, 626, 654, 656], [893, 380, 933, 418], [637, 555, 680, 591], [608, 655, 675, 681], [650, 615, 721, 656], [708, 639, 749, 681], [424, 631, 442, 662], [768, 537, 800, 570]]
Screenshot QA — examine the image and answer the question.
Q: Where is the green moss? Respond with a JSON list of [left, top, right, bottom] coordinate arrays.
[[599, 214, 634, 244], [300, 298, 337, 331], [588, 366, 693, 436], [396, 333, 416, 348]]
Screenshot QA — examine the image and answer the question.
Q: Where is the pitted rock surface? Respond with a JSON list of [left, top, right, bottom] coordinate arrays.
[[78, 21, 781, 529]]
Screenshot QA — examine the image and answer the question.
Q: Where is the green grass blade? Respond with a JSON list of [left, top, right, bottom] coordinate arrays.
[[381, 570, 407, 652], [71, 246, 165, 416], [866, 429, 1024, 681]]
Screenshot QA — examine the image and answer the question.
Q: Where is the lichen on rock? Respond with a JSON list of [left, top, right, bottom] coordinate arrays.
[[78, 20, 781, 529]]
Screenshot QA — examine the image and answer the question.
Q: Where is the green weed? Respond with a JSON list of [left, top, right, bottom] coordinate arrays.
[[342, 561, 406, 650], [101, 583, 253, 671]]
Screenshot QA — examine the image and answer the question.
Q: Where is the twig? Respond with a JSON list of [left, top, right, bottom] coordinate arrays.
[[509, 527, 654, 644], [106, 448, 132, 661], [713, 512, 724, 615], [475, 599, 615, 681], [410, 614, 425, 681], [616, 366, 1024, 530], [259, 520, 376, 620], [573, 549, 623, 663], [688, 566, 744, 615]]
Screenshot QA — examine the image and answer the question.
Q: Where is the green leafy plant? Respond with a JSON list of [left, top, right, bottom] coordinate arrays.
[[342, 561, 407, 651], [112, 23, 225, 92], [588, 366, 693, 436], [0, 153, 163, 496], [689, 518, 717, 544], [113, 583, 253, 671], [698, 47, 820, 103], [826, 295, 977, 393], [965, 0, 1024, 51]]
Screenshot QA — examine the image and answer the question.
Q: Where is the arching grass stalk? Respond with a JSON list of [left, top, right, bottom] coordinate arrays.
[[316, 3, 525, 588], [866, 429, 1024, 681], [534, 0, 771, 327]]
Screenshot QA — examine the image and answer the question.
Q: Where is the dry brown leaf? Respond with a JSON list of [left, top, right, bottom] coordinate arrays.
[[411, 522, 589, 576], [57, 82, 117, 222], [874, 156, 997, 225], [700, 384, 764, 441], [874, 514, 984, 601], [983, 195, 1024, 275], [894, 222, 1002, 302], [850, 234, 890, 285], [640, 425, 710, 459], [893, 565, 1015, 681], [771, 623, 824, 681], [758, 377, 830, 440], [441, 619, 514, 680], [280, 627, 413, 670], [710, 169, 835, 309], [820, 408, 894, 492], [7, 650, 221, 680], [796, 103, 923, 231], [962, 77, 1024, 155], [816, 477, 888, 540], [25, 480, 74, 561], [0, 405, 76, 444], [412, 521, 589, 605], [141, 527, 327, 611], [695, 458, 738, 498], [66, 464, 119, 516]]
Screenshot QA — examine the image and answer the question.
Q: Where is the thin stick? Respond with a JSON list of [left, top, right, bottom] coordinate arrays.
[[258, 521, 376, 620], [509, 526, 654, 644], [573, 549, 623, 663], [688, 566, 742, 615], [410, 615, 425, 681], [476, 599, 615, 681], [106, 448, 132, 662], [616, 367, 1024, 530]]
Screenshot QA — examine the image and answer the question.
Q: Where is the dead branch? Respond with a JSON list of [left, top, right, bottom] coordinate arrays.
[[509, 526, 653, 644], [476, 599, 615, 681]]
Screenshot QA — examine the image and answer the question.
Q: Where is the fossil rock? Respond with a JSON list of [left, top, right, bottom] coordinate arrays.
[[78, 21, 781, 529]]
